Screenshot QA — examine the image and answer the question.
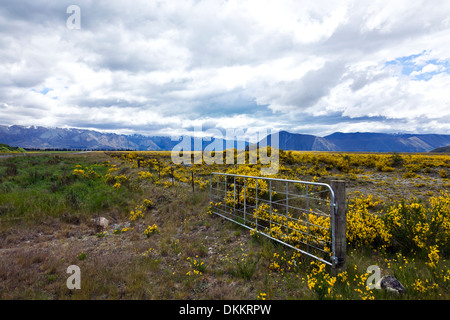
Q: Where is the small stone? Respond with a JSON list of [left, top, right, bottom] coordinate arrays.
[[377, 275, 406, 294], [93, 217, 109, 231]]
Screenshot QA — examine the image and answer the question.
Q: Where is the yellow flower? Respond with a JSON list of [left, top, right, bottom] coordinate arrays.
[[144, 224, 159, 237], [426, 245, 440, 268], [257, 293, 267, 300]]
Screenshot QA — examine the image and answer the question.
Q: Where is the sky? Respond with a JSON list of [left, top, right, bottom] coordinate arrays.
[[1, 0, 450, 138]]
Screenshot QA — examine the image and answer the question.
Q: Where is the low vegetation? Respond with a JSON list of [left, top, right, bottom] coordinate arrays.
[[0, 143, 26, 153], [0, 150, 448, 300]]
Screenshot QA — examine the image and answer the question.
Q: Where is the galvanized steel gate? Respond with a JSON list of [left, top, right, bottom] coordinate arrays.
[[209, 173, 340, 267]]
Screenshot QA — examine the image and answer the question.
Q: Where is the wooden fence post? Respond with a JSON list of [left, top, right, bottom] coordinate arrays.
[[331, 180, 347, 275]]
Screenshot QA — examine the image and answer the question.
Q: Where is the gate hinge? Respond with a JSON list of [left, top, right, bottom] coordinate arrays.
[[330, 256, 338, 267], [330, 202, 338, 212]]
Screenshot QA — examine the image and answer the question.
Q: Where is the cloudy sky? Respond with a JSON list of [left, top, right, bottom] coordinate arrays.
[[1, 0, 450, 137]]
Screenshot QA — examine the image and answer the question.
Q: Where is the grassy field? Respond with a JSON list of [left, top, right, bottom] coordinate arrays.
[[0, 150, 449, 300]]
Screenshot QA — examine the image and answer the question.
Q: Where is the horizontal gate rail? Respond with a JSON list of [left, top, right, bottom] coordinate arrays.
[[209, 172, 345, 268]]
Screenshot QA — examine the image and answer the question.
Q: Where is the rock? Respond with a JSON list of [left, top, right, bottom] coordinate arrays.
[[93, 217, 109, 231], [377, 275, 406, 294], [98, 217, 109, 228]]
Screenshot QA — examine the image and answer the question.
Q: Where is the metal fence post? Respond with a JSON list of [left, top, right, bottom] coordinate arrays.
[[255, 178, 258, 230], [269, 180, 272, 231], [285, 181, 289, 239], [306, 185, 310, 246], [224, 175, 227, 212], [331, 180, 347, 275], [244, 177, 246, 225], [233, 176, 236, 212]]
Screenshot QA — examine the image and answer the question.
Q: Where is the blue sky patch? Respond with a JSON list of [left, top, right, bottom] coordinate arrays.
[[385, 51, 450, 81], [31, 87, 52, 95]]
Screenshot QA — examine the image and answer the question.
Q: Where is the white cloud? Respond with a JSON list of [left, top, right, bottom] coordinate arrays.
[[410, 63, 443, 76]]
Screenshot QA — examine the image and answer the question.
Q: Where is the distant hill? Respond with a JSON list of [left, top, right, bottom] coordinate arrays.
[[258, 131, 337, 151], [323, 132, 450, 152], [430, 145, 450, 153], [1, 124, 450, 153]]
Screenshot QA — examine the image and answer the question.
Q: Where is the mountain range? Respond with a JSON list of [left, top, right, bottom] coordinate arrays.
[[262, 131, 450, 153], [1, 124, 450, 153]]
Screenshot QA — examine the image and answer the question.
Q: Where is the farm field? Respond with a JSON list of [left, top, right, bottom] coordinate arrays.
[[0, 150, 449, 300]]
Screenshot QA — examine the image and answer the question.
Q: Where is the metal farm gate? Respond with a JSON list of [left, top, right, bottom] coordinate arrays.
[[209, 173, 346, 270]]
